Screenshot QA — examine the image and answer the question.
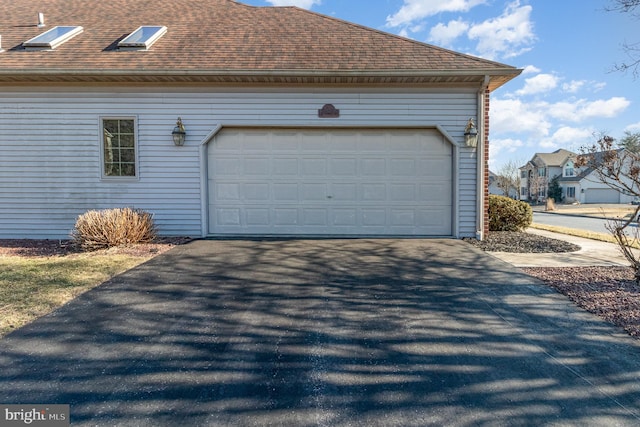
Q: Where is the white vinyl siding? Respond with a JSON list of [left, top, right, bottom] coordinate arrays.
[[0, 87, 478, 239]]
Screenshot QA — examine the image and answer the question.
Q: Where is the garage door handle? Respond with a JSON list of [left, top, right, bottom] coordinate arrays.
[[327, 196, 333, 199]]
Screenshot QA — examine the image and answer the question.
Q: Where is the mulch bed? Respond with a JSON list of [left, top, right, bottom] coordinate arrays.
[[524, 267, 640, 338], [0, 237, 191, 258], [463, 231, 580, 253]]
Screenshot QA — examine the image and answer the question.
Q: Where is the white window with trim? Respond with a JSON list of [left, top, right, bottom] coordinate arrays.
[[566, 186, 576, 198], [101, 117, 137, 178], [564, 161, 575, 177]]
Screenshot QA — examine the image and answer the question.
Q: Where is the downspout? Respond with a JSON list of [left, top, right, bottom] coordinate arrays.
[[476, 75, 490, 240]]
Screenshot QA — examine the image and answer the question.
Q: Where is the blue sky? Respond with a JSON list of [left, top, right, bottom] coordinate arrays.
[[240, 0, 638, 171]]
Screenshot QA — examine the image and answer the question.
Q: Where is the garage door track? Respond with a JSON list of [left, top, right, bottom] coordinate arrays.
[[1, 239, 639, 426]]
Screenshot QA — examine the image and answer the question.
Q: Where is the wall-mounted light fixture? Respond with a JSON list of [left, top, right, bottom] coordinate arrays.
[[172, 117, 186, 146], [464, 118, 478, 148]]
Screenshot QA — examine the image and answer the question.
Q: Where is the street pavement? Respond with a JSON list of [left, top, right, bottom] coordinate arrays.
[[533, 211, 629, 235]]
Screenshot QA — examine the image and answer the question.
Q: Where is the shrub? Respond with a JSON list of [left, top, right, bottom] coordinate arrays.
[[72, 207, 157, 250], [488, 195, 533, 232]]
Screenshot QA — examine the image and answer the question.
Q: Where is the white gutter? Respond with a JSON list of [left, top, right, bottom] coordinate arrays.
[[476, 75, 491, 240]]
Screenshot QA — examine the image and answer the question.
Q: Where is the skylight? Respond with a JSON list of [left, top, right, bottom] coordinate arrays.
[[23, 26, 83, 50], [118, 26, 167, 50]]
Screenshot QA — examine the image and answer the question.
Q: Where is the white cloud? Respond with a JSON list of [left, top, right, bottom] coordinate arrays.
[[516, 73, 559, 96], [491, 98, 552, 137], [540, 126, 593, 148], [490, 138, 525, 155], [521, 65, 541, 75], [386, 0, 486, 28], [467, 1, 535, 60], [265, 0, 320, 8], [625, 122, 640, 132], [491, 96, 630, 143], [562, 80, 586, 93], [429, 19, 470, 47], [593, 82, 607, 92], [546, 97, 631, 121]]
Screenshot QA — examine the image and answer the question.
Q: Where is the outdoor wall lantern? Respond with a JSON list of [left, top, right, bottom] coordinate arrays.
[[172, 117, 186, 146], [464, 118, 478, 148]]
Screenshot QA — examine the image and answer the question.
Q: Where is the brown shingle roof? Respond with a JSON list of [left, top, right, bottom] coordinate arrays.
[[0, 0, 521, 87]]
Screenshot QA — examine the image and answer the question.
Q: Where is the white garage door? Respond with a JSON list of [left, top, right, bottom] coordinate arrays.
[[584, 188, 620, 204], [208, 128, 453, 236]]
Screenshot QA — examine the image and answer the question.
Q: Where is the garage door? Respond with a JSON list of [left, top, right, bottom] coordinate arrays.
[[584, 188, 620, 204], [208, 128, 453, 236]]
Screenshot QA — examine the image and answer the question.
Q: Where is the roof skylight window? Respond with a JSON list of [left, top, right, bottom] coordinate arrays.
[[23, 26, 83, 50], [118, 26, 167, 50]]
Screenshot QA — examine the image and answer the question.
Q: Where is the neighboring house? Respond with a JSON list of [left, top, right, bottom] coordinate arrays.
[[0, 0, 521, 240], [519, 149, 635, 204], [488, 171, 517, 198]]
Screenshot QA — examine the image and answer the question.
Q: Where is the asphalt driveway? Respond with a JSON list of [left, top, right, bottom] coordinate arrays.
[[1, 239, 640, 426]]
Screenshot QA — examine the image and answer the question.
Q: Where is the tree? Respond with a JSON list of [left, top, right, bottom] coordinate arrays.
[[606, 0, 640, 77], [620, 130, 640, 153], [527, 172, 547, 203], [547, 175, 562, 202], [577, 134, 640, 282], [495, 159, 522, 199]]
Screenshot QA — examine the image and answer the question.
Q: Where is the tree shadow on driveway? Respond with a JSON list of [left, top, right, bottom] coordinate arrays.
[[1, 239, 639, 426]]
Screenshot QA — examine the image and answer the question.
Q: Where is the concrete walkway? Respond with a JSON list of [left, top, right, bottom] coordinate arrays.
[[489, 228, 635, 267], [1, 239, 640, 426]]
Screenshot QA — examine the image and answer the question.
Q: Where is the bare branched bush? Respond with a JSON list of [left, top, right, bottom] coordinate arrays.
[[606, 208, 640, 284], [72, 208, 158, 250], [579, 134, 640, 283]]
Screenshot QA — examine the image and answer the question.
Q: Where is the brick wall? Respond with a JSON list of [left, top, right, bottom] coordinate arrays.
[[483, 89, 491, 238]]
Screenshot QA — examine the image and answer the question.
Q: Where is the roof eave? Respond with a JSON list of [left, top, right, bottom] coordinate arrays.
[[0, 68, 522, 89]]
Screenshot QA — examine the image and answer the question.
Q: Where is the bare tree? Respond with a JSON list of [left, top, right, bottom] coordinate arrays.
[[495, 159, 522, 198], [577, 134, 640, 282], [606, 0, 640, 77], [527, 172, 547, 203]]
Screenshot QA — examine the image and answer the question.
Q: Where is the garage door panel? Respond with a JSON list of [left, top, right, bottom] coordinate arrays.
[[390, 210, 415, 226], [273, 158, 298, 175], [216, 183, 240, 200], [301, 184, 328, 200], [358, 134, 388, 151], [244, 158, 270, 175], [390, 184, 416, 201], [332, 209, 357, 226], [214, 158, 242, 175], [390, 159, 416, 176], [303, 209, 328, 226], [209, 128, 453, 236], [330, 158, 358, 176], [362, 210, 387, 226], [246, 209, 270, 226], [361, 159, 386, 175], [301, 159, 327, 175], [218, 209, 241, 226], [362, 184, 387, 201], [274, 209, 298, 225], [331, 183, 357, 201], [273, 184, 298, 201], [244, 183, 270, 201]]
